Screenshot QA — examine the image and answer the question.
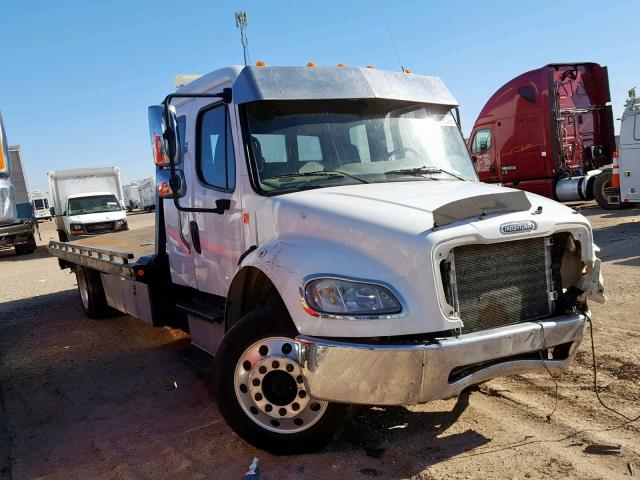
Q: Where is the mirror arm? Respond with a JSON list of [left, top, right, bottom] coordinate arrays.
[[161, 89, 233, 214]]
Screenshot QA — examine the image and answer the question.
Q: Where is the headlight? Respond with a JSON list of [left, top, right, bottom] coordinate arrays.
[[70, 223, 83, 230], [116, 219, 127, 225], [304, 278, 402, 316]]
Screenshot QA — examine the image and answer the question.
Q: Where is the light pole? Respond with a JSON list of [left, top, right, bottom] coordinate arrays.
[[235, 11, 250, 66]]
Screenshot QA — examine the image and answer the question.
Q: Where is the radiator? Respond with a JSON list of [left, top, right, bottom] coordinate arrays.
[[450, 237, 552, 334]]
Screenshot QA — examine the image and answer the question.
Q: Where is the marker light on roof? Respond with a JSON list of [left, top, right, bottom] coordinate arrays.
[[306, 62, 316, 67], [255, 61, 267, 67], [337, 64, 345, 68]]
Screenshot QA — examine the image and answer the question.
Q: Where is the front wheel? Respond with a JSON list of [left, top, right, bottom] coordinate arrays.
[[213, 308, 347, 454]]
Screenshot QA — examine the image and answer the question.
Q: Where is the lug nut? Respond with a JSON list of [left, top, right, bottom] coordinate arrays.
[[254, 393, 263, 401], [279, 407, 287, 416], [252, 378, 260, 387], [286, 364, 294, 372], [272, 360, 280, 369], [265, 404, 273, 412], [259, 366, 267, 374]]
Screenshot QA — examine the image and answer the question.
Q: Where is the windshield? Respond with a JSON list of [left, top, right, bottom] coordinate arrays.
[[245, 99, 477, 193], [68, 194, 121, 215], [33, 198, 48, 209]]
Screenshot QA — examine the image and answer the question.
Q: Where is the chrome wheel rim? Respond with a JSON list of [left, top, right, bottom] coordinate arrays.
[[77, 270, 89, 310], [234, 336, 328, 434]]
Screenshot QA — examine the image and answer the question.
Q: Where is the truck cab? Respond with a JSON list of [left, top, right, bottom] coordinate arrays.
[[51, 65, 605, 453], [469, 63, 618, 207]]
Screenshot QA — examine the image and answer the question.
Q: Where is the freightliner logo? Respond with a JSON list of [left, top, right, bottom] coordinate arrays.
[[499, 221, 536, 234]]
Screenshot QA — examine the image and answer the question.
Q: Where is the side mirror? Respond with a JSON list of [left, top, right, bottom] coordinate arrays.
[[50, 207, 56, 216], [480, 143, 488, 152], [148, 105, 179, 167], [157, 169, 186, 199]]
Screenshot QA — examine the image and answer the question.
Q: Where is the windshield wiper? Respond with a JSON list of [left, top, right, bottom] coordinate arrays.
[[266, 170, 369, 184], [385, 166, 465, 181]]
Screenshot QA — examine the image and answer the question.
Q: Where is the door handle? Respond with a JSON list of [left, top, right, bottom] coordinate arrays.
[[189, 221, 201, 254], [213, 199, 231, 215]]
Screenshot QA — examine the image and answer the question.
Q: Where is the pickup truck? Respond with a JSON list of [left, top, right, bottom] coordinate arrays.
[[48, 65, 605, 454]]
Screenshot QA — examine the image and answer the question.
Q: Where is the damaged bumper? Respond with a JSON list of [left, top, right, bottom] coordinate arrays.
[[296, 313, 586, 406]]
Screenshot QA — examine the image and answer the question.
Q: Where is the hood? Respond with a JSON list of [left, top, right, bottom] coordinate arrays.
[[258, 181, 575, 240]]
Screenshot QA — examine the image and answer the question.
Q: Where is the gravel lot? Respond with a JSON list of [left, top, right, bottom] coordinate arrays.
[[1, 205, 639, 479]]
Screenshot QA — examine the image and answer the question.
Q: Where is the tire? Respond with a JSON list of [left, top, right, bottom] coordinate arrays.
[[57, 230, 69, 242], [24, 234, 37, 254], [75, 267, 111, 318], [593, 170, 632, 210], [213, 307, 348, 454]]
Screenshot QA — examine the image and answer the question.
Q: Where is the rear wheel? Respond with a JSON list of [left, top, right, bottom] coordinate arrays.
[[213, 308, 347, 454], [593, 170, 631, 210], [75, 267, 111, 318], [14, 234, 36, 255], [57, 230, 69, 242]]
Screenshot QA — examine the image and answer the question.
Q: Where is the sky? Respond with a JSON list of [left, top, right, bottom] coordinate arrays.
[[1, 0, 637, 192]]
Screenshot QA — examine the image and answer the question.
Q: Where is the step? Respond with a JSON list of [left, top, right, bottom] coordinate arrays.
[[176, 300, 225, 323]]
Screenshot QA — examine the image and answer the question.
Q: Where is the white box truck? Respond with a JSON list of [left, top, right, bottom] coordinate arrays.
[[0, 113, 37, 255], [616, 88, 640, 205], [48, 167, 128, 241], [30, 191, 52, 221], [48, 65, 605, 454]]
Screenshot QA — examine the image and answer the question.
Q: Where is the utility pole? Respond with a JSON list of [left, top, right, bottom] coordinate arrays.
[[235, 10, 250, 66]]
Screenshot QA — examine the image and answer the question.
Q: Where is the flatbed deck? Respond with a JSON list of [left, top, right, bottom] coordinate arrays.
[[69, 226, 156, 260], [48, 225, 156, 279]]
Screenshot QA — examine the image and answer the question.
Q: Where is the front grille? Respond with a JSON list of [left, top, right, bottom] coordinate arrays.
[[449, 237, 552, 334], [85, 221, 115, 234]]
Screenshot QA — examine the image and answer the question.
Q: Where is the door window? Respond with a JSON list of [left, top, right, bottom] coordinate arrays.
[[471, 128, 491, 153], [198, 106, 235, 190]]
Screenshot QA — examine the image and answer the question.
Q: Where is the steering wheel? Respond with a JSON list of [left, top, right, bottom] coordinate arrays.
[[385, 146, 420, 159]]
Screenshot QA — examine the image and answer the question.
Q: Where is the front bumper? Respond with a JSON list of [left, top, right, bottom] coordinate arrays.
[[296, 313, 586, 405]]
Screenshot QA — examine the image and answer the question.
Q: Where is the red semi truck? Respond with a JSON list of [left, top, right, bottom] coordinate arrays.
[[468, 63, 626, 209]]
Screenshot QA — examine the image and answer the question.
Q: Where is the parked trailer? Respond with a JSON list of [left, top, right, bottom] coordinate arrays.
[[137, 177, 155, 211], [0, 113, 37, 255], [468, 63, 625, 209], [49, 65, 605, 454], [123, 183, 142, 211], [609, 88, 640, 206]]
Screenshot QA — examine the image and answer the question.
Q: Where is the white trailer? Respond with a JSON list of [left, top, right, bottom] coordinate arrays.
[[0, 113, 37, 255], [123, 183, 142, 211], [137, 177, 155, 211], [49, 65, 605, 454], [618, 88, 640, 205], [48, 167, 128, 241]]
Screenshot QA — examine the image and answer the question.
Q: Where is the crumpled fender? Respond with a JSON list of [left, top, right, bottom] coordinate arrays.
[[578, 243, 606, 304]]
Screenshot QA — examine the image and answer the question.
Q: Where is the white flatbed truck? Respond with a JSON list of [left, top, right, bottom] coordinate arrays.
[[49, 65, 605, 454]]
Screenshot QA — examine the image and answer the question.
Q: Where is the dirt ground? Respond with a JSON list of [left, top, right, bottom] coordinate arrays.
[[1, 205, 639, 480]]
